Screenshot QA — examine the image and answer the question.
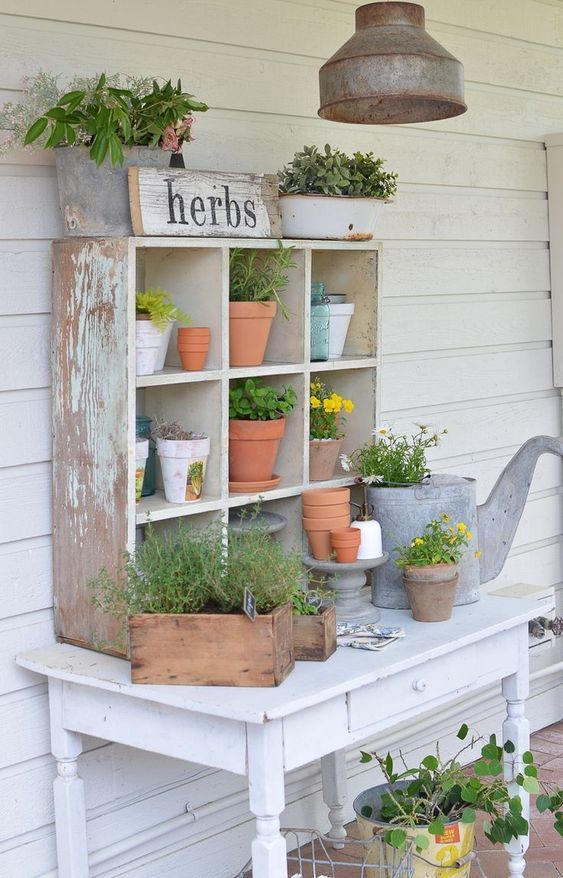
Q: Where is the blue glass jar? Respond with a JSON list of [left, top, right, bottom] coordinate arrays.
[[311, 282, 330, 361], [135, 415, 156, 496]]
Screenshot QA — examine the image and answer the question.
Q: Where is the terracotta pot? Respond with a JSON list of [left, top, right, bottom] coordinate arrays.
[[309, 438, 343, 481], [302, 502, 350, 519], [229, 417, 285, 483], [334, 545, 360, 563], [330, 527, 361, 546], [403, 564, 458, 623], [177, 327, 210, 371], [303, 512, 351, 561], [302, 486, 351, 506], [229, 301, 276, 366]]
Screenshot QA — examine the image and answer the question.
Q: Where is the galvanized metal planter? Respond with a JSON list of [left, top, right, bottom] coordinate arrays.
[[54, 145, 170, 236], [369, 436, 563, 609]]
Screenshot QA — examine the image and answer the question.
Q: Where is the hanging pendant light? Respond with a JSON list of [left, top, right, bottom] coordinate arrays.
[[318, 1, 467, 124]]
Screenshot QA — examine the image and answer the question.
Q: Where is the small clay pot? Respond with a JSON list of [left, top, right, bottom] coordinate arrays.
[[403, 564, 458, 623], [302, 486, 351, 506], [330, 527, 361, 544], [302, 513, 350, 531], [303, 512, 351, 561], [309, 438, 342, 481], [334, 544, 360, 563], [229, 301, 276, 367], [302, 502, 350, 519], [177, 327, 210, 371]]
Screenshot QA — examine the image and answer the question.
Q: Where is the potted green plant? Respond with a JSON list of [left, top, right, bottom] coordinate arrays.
[[90, 520, 300, 686], [0, 71, 208, 235], [228, 377, 297, 492], [354, 724, 563, 878], [152, 419, 210, 503], [229, 241, 296, 366], [395, 514, 473, 622], [278, 144, 398, 240], [309, 377, 354, 481], [135, 288, 191, 375], [291, 585, 336, 662]]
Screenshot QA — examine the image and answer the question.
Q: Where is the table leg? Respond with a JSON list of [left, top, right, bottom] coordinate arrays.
[[248, 721, 287, 878], [49, 679, 89, 878], [321, 749, 347, 847], [502, 632, 530, 878]]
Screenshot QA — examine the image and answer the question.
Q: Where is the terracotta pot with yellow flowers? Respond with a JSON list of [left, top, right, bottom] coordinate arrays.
[[395, 514, 473, 623], [309, 378, 354, 481]]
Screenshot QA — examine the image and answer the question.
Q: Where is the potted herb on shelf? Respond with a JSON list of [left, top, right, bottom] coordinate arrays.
[[135, 287, 191, 375], [228, 378, 297, 492], [90, 520, 301, 686], [309, 377, 354, 481], [395, 514, 473, 622], [354, 724, 563, 878], [0, 71, 208, 235], [292, 586, 336, 662], [152, 419, 210, 503], [229, 241, 296, 366], [278, 144, 398, 240]]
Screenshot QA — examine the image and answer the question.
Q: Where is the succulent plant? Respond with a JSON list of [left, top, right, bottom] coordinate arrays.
[[278, 144, 398, 199]]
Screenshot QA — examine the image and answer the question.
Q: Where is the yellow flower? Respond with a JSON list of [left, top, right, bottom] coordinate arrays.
[[343, 399, 355, 413], [310, 396, 321, 408], [323, 398, 335, 412], [457, 522, 467, 533], [441, 513, 450, 523], [475, 550, 482, 558], [414, 537, 424, 545], [466, 530, 472, 541]]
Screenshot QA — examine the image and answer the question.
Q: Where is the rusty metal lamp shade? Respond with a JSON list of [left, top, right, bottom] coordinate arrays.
[[318, 2, 467, 124]]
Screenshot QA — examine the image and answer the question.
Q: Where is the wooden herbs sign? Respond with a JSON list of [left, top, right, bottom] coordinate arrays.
[[128, 167, 281, 237]]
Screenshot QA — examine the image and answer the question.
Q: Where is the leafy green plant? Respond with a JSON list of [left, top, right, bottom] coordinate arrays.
[[136, 288, 191, 330], [229, 241, 296, 319], [341, 424, 446, 486], [90, 519, 303, 647], [291, 585, 334, 615], [229, 378, 297, 421], [16, 71, 207, 166], [359, 724, 563, 853], [395, 514, 474, 568], [278, 144, 398, 199]]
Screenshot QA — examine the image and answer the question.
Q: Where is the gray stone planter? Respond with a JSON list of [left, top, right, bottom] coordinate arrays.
[[54, 145, 170, 236]]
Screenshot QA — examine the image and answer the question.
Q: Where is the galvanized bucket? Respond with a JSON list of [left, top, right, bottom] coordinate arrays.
[[54, 145, 170, 236], [367, 475, 480, 609]]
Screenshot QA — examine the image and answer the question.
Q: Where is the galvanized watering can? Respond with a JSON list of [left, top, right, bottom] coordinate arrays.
[[368, 436, 563, 609]]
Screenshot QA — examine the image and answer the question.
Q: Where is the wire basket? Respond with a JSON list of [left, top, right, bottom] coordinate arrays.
[[234, 827, 414, 878]]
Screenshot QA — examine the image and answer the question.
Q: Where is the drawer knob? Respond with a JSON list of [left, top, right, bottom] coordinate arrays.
[[412, 679, 427, 692]]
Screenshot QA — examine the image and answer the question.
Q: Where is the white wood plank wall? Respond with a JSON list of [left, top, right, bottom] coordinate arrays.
[[0, 1, 562, 875]]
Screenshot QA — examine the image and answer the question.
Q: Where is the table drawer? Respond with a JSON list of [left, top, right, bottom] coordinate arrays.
[[348, 635, 512, 733]]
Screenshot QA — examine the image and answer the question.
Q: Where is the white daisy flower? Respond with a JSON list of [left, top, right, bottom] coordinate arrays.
[[339, 453, 352, 472]]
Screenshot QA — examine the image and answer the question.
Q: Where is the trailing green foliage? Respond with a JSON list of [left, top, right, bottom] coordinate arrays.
[[359, 725, 563, 853], [291, 585, 335, 616], [341, 424, 446, 486], [20, 72, 207, 166], [278, 144, 398, 199], [395, 514, 473, 568], [229, 241, 295, 319], [135, 288, 191, 330], [229, 378, 297, 421]]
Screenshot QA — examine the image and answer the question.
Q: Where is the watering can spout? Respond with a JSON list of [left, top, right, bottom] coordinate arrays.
[[478, 435, 563, 584]]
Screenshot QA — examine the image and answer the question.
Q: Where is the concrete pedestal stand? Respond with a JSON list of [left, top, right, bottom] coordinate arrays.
[[303, 553, 389, 624]]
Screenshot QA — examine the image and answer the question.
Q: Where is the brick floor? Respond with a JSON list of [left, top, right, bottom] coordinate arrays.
[[271, 721, 563, 878]]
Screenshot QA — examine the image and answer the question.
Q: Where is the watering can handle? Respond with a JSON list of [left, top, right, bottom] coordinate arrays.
[[414, 479, 441, 500]]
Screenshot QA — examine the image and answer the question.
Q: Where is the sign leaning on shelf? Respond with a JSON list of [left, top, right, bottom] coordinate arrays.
[[128, 167, 282, 237]]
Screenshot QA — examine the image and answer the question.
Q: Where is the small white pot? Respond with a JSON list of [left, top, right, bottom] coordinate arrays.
[[354, 518, 383, 560], [280, 194, 385, 240], [157, 436, 210, 503], [328, 303, 355, 358], [135, 319, 173, 375], [155, 321, 173, 371], [135, 439, 149, 501]]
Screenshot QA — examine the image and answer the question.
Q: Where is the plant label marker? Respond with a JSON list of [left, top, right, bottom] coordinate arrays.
[[243, 587, 257, 622]]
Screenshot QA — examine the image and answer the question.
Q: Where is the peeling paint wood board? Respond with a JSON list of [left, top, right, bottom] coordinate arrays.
[[52, 239, 131, 655], [128, 168, 281, 238]]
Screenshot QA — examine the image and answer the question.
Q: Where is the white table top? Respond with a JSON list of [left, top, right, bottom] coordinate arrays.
[[17, 595, 546, 725]]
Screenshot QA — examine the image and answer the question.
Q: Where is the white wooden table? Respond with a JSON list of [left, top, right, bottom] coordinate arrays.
[[17, 594, 546, 878]]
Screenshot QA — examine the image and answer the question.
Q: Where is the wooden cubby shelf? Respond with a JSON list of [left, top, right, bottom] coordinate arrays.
[[52, 236, 381, 652]]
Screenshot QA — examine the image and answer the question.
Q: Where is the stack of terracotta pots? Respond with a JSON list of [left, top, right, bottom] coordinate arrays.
[[302, 487, 350, 560], [330, 527, 361, 563], [177, 327, 210, 371]]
